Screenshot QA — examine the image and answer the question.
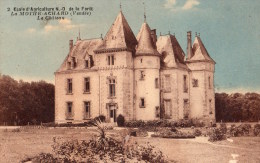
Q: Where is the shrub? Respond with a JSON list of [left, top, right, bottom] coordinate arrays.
[[12, 128, 21, 132], [220, 123, 227, 134], [208, 128, 226, 142], [194, 129, 202, 137], [253, 124, 260, 136], [151, 128, 195, 139], [94, 115, 106, 122], [21, 153, 59, 163], [191, 118, 205, 127], [117, 114, 125, 127], [229, 124, 251, 137], [51, 120, 169, 162], [170, 127, 178, 132]]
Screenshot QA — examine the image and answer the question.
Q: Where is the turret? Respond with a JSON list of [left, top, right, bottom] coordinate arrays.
[[134, 21, 161, 120]]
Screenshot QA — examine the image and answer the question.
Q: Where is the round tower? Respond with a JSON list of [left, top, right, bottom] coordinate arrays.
[[134, 22, 161, 120], [186, 32, 216, 125]]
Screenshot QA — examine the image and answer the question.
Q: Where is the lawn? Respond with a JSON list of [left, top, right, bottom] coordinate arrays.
[[0, 127, 259, 163]]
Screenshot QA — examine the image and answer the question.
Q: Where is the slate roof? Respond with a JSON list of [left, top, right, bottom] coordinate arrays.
[[56, 38, 103, 72], [190, 36, 215, 63], [156, 34, 186, 67], [95, 11, 137, 53], [136, 22, 160, 56]]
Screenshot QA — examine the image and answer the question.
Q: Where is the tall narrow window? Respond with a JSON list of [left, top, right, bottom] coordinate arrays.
[[107, 55, 115, 65], [108, 55, 110, 65], [155, 106, 160, 118], [155, 78, 159, 88], [72, 57, 77, 68], [84, 101, 91, 119], [183, 75, 188, 93], [208, 76, 211, 89], [111, 55, 114, 65], [67, 62, 71, 69], [84, 77, 90, 93], [67, 102, 72, 113], [67, 79, 72, 94], [85, 60, 89, 68], [66, 102, 73, 120], [140, 98, 145, 108], [209, 99, 212, 114], [164, 100, 172, 118], [109, 79, 116, 97], [164, 75, 171, 92], [140, 70, 145, 80], [183, 99, 189, 119]]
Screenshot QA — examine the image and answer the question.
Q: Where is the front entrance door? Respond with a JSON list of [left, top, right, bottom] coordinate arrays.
[[109, 105, 116, 123]]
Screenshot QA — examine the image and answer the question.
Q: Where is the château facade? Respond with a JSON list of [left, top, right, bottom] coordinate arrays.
[[55, 11, 216, 124]]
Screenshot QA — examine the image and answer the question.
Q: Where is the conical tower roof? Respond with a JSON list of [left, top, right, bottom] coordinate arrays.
[[136, 22, 160, 56], [95, 11, 137, 53], [190, 36, 215, 63]]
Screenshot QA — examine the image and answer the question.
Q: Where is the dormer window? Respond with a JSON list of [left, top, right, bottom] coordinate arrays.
[[85, 60, 89, 68], [72, 57, 77, 68], [67, 61, 71, 70]]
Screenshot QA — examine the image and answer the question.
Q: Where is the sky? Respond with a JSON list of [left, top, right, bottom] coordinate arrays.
[[0, 0, 260, 93]]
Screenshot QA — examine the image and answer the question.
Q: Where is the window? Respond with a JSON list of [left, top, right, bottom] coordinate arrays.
[[84, 101, 91, 119], [67, 102, 72, 113], [155, 78, 159, 88], [107, 55, 114, 65], [140, 58, 143, 63], [208, 76, 211, 89], [72, 57, 77, 68], [183, 99, 189, 119], [84, 77, 90, 93], [109, 79, 116, 97], [155, 106, 160, 118], [85, 60, 89, 68], [183, 75, 188, 93], [209, 99, 213, 114], [67, 79, 72, 94], [164, 75, 171, 92], [164, 100, 172, 118], [67, 62, 71, 69], [192, 79, 199, 87], [66, 102, 73, 120], [140, 98, 145, 108], [140, 71, 145, 80]]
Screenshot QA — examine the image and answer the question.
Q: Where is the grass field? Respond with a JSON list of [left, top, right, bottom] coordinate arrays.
[[0, 127, 259, 163]]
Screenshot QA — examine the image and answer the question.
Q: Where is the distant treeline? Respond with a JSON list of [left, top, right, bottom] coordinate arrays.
[[1, 74, 260, 125], [0, 74, 54, 125], [215, 93, 260, 122]]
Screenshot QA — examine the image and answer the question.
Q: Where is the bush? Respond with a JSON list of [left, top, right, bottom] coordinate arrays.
[[229, 124, 251, 137], [94, 115, 106, 122], [194, 129, 202, 137], [208, 128, 226, 142], [21, 153, 59, 163], [117, 114, 125, 127], [151, 128, 195, 139], [220, 123, 227, 134], [253, 124, 260, 136]]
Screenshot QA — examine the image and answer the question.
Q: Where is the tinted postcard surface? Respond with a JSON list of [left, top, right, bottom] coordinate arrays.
[[0, 0, 260, 162]]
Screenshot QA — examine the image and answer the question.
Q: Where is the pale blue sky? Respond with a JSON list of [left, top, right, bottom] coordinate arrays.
[[0, 0, 260, 93]]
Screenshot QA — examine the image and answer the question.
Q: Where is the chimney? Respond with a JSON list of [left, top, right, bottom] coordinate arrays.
[[69, 40, 73, 51], [187, 31, 193, 60], [151, 29, 157, 47]]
